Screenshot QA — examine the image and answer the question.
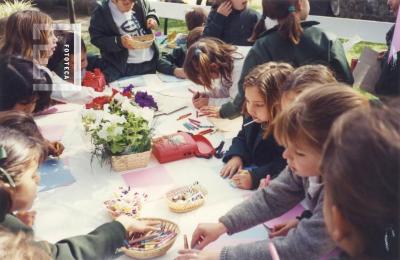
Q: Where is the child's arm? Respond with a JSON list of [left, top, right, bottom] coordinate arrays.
[[142, 0, 159, 26], [89, 10, 125, 53], [222, 120, 253, 165], [219, 167, 304, 234], [220, 192, 335, 260]]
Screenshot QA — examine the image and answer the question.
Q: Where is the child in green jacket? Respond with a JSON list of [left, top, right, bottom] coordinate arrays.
[[217, 0, 353, 119], [0, 127, 159, 260]]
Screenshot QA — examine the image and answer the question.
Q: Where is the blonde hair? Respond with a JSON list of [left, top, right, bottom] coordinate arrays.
[[0, 229, 51, 260], [184, 37, 238, 90], [243, 62, 294, 137], [273, 84, 369, 151], [0, 10, 53, 61], [281, 64, 337, 95]]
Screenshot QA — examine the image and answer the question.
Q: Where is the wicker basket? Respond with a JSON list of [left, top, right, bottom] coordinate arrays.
[[128, 33, 155, 49], [111, 150, 151, 172], [166, 183, 207, 213], [122, 218, 179, 259]]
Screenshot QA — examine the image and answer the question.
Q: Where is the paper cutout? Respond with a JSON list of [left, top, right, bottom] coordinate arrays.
[[353, 47, 382, 93], [265, 204, 305, 229], [38, 159, 76, 192]]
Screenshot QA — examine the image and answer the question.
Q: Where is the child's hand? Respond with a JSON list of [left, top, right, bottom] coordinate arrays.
[[115, 215, 160, 234], [200, 106, 220, 118], [192, 93, 209, 110], [191, 223, 227, 250], [174, 68, 187, 79], [217, 1, 232, 17], [146, 18, 158, 30], [48, 141, 64, 157], [231, 170, 252, 189], [220, 156, 243, 178], [269, 219, 299, 238], [15, 210, 36, 227], [176, 249, 220, 260], [121, 35, 134, 49], [258, 175, 271, 189]]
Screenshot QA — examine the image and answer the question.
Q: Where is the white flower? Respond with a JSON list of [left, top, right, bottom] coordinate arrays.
[[81, 109, 97, 121], [121, 100, 136, 114], [103, 113, 126, 124], [103, 104, 110, 112], [114, 93, 129, 104], [138, 107, 154, 124], [97, 122, 111, 140], [112, 126, 124, 137]]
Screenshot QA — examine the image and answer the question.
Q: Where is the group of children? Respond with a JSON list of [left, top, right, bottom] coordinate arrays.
[[0, 0, 399, 259]]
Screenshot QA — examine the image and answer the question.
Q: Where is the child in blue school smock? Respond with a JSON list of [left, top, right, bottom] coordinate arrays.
[[220, 62, 292, 190]]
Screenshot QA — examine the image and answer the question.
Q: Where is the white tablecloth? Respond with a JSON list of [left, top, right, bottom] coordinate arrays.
[[33, 74, 248, 259]]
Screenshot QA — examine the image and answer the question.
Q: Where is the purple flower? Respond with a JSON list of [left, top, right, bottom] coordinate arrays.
[[134, 91, 158, 110], [122, 84, 135, 95]]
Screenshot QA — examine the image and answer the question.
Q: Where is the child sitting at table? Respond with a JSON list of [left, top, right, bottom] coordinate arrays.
[[176, 84, 369, 260], [0, 126, 160, 260], [220, 62, 292, 190], [183, 37, 250, 117], [160, 26, 204, 79], [322, 102, 399, 259], [0, 10, 106, 105], [47, 31, 105, 87], [90, 0, 169, 82], [0, 55, 52, 114]]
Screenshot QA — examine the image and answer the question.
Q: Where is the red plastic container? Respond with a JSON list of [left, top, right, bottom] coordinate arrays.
[[82, 68, 107, 92]]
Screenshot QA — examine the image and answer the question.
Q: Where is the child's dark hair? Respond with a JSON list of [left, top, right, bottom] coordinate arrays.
[[185, 7, 208, 31], [47, 31, 86, 72], [321, 103, 400, 259], [243, 62, 294, 137], [251, 0, 304, 44], [184, 37, 237, 90], [186, 26, 204, 48], [281, 64, 337, 94], [0, 55, 52, 112], [274, 84, 369, 152], [0, 126, 47, 220], [0, 111, 45, 142]]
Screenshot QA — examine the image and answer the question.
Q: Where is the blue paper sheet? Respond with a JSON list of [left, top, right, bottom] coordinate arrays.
[[38, 159, 76, 192]]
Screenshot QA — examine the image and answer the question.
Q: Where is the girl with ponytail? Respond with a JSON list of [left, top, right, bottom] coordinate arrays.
[[219, 0, 353, 119], [183, 37, 250, 117]]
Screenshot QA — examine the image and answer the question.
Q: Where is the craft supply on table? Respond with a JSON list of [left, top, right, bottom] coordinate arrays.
[[177, 113, 192, 120], [121, 218, 179, 259], [184, 234, 189, 249], [166, 182, 207, 213], [104, 186, 148, 218]]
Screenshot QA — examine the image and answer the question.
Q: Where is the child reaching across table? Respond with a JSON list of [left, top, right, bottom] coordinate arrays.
[[0, 126, 160, 260], [184, 37, 250, 117], [176, 84, 368, 260], [220, 62, 292, 190]]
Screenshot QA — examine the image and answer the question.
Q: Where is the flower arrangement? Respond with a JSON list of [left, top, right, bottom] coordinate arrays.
[[82, 88, 157, 170]]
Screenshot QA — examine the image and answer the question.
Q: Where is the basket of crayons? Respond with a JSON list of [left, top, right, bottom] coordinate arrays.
[[122, 218, 179, 259], [129, 33, 155, 49], [165, 182, 207, 213]]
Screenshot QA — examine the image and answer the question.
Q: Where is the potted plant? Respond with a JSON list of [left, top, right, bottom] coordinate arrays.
[[82, 90, 157, 172]]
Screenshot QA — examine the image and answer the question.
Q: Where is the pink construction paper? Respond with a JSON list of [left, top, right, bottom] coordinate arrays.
[[121, 165, 174, 201], [39, 125, 66, 142], [265, 204, 305, 229], [121, 165, 173, 187], [205, 224, 268, 250]]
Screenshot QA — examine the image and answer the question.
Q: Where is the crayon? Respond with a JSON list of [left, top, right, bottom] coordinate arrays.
[[177, 113, 192, 120], [198, 128, 214, 135], [184, 234, 189, 249], [243, 120, 256, 127]]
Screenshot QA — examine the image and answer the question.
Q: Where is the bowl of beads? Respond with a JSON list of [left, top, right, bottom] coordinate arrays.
[[165, 182, 207, 213], [121, 218, 179, 259], [104, 186, 148, 218]]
